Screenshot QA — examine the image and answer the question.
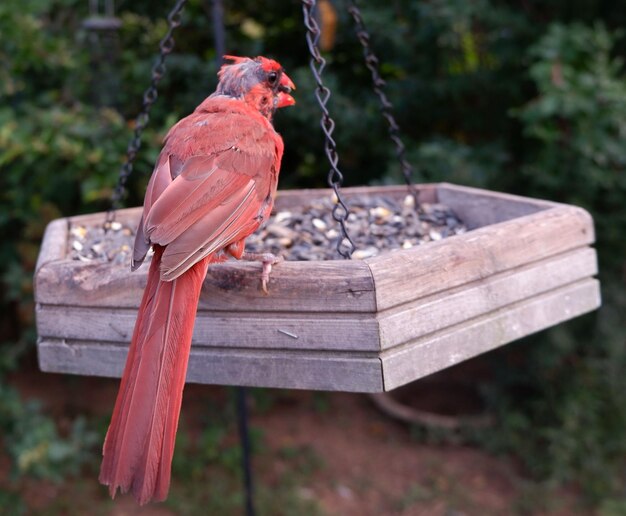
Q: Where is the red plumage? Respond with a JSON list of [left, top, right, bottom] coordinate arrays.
[[99, 56, 295, 505]]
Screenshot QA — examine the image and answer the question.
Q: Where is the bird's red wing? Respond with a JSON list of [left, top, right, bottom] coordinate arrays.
[[142, 153, 273, 281], [159, 183, 264, 281], [132, 154, 177, 269], [145, 155, 232, 245], [132, 101, 282, 278]]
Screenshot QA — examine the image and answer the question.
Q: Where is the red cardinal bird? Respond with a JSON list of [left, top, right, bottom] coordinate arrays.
[[99, 55, 295, 505]]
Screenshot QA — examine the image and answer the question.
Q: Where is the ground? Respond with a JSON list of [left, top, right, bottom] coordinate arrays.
[[2, 357, 589, 516]]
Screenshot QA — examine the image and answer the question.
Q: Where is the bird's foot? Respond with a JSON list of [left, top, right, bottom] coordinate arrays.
[[240, 252, 284, 294]]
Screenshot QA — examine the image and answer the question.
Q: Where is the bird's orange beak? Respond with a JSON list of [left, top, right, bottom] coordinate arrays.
[[277, 72, 296, 108]]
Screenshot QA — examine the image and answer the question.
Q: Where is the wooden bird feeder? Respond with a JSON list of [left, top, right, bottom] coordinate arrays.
[[35, 182, 601, 392]]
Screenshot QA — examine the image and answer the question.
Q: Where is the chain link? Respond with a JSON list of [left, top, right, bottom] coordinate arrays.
[[347, 0, 421, 211], [105, 0, 188, 228], [302, 0, 355, 259]]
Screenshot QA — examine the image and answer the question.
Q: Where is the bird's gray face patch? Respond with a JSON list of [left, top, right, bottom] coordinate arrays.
[[215, 60, 265, 98]]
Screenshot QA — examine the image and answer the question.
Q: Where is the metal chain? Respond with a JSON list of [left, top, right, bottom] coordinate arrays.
[[302, 0, 355, 259], [347, 0, 421, 211], [105, 0, 188, 227]]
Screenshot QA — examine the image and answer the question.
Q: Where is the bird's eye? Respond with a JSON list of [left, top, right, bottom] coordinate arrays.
[[268, 71, 278, 85]]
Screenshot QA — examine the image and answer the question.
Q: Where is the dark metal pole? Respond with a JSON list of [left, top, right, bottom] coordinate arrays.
[[212, 0, 226, 64], [236, 386, 255, 516], [212, 4, 253, 514]]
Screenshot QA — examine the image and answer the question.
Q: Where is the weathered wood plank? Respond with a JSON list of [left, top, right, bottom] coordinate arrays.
[[36, 259, 146, 308], [436, 183, 557, 229], [192, 313, 377, 350], [37, 340, 384, 392], [198, 259, 375, 312], [38, 277, 600, 392], [367, 205, 595, 311], [377, 247, 598, 349], [35, 258, 376, 312], [185, 349, 382, 391], [36, 306, 380, 351], [273, 183, 438, 210], [381, 278, 601, 391], [35, 218, 68, 273]]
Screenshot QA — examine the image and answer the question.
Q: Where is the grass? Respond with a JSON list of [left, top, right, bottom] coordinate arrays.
[[163, 415, 326, 516]]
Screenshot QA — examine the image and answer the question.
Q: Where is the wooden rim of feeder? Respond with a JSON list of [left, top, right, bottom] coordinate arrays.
[[35, 182, 601, 392]]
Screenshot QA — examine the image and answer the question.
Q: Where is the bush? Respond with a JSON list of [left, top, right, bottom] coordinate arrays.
[[482, 21, 626, 502]]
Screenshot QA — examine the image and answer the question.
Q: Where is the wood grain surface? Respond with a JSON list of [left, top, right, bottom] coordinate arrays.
[[34, 184, 601, 391]]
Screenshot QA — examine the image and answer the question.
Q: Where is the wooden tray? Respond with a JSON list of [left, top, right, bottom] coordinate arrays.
[[34, 183, 601, 392]]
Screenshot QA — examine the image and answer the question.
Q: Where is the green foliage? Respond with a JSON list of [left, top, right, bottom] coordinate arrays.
[[0, 0, 162, 494], [515, 22, 626, 273], [478, 23, 626, 502], [0, 0, 77, 99], [402, 138, 508, 187], [0, 381, 98, 481], [600, 498, 626, 516]]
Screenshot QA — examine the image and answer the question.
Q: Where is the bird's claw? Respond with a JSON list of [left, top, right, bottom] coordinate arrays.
[[241, 252, 284, 294], [261, 254, 284, 294]]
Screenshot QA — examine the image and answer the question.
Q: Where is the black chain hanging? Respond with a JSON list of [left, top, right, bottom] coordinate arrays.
[[302, 0, 356, 259], [347, 0, 421, 211], [105, 0, 188, 227]]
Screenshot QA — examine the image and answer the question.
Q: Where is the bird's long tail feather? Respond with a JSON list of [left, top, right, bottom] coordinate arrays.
[[99, 246, 209, 505]]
